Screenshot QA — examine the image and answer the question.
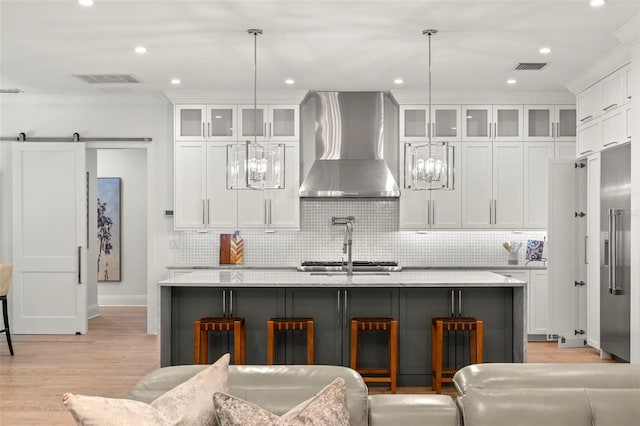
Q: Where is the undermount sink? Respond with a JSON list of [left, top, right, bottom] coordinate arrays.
[[309, 272, 390, 276]]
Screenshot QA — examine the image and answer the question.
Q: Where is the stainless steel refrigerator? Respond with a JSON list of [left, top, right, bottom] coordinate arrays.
[[600, 143, 631, 361]]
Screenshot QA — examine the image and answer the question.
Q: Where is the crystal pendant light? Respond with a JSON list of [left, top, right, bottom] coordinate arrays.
[[405, 29, 454, 191], [227, 29, 285, 190]]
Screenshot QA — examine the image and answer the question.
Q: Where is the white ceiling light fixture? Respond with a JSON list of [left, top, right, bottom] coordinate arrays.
[[394, 78, 404, 85], [284, 79, 295, 85], [507, 79, 517, 85], [590, 0, 606, 7], [78, 0, 94, 7], [539, 47, 551, 54], [134, 46, 147, 54], [170, 78, 181, 85], [405, 29, 454, 191], [228, 29, 285, 191]]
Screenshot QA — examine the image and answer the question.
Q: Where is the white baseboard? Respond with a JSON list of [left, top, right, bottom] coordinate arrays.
[[98, 295, 147, 306], [88, 304, 100, 319]]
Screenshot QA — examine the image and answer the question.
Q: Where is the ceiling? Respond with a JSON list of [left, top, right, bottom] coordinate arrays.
[[1, 0, 638, 95]]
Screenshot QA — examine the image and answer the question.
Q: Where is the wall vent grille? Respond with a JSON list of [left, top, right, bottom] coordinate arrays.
[[73, 74, 141, 84], [515, 63, 547, 71]]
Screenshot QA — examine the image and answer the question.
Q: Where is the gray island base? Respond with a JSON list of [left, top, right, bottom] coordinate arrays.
[[159, 270, 526, 387]]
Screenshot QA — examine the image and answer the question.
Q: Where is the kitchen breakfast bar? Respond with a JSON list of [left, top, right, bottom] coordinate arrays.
[[158, 270, 526, 386]]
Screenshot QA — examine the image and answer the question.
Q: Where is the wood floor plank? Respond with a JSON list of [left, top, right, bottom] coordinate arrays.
[[0, 307, 613, 424]]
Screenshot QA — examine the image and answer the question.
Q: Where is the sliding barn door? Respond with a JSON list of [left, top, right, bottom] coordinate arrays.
[[12, 142, 87, 334]]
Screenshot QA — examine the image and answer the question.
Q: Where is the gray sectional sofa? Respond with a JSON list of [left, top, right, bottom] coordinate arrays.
[[126, 363, 639, 426]]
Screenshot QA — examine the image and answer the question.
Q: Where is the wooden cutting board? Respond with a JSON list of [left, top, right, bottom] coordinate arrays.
[[220, 233, 243, 265], [219, 234, 231, 264]]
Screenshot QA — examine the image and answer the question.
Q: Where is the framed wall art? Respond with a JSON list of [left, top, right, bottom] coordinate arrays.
[[97, 177, 121, 282]]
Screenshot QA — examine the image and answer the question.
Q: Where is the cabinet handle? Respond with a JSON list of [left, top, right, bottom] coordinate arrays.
[[78, 246, 82, 284], [450, 290, 455, 317], [264, 122, 267, 137], [603, 103, 617, 111], [229, 289, 234, 317], [268, 199, 272, 225], [207, 199, 210, 225], [269, 122, 272, 138], [202, 122, 205, 137], [579, 115, 593, 123], [627, 95, 632, 100], [458, 289, 463, 317], [202, 199, 206, 225], [585, 236, 588, 265], [264, 200, 267, 225], [494, 199, 497, 225], [222, 290, 226, 316], [432, 200, 436, 225], [489, 200, 493, 225], [343, 290, 348, 328], [207, 122, 211, 138], [494, 123, 497, 139], [489, 122, 492, 139], [579, 149, 593, 155], [603, 140, 618, 147], [337, 290, 341, 327], [427, 199, 431, 225]]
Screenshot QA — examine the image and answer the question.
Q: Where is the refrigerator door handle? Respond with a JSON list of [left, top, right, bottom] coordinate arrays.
[[609, 209, 623, 295]]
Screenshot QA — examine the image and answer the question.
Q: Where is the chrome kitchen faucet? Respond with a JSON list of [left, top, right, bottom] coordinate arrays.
[[332, 216, 355, 276]]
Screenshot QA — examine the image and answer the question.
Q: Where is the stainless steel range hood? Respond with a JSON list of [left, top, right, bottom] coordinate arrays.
[[299, 91, 400, 197]]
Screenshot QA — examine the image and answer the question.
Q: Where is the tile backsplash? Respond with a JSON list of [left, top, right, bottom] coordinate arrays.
[[178, 199, 547, 267]]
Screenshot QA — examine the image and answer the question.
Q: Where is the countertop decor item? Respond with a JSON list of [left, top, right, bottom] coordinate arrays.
[[525, 239, 545, 265], [502, 241, 522, 265], [219, 231, 243, 265]]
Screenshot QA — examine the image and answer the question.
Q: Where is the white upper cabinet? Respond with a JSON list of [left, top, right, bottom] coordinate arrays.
[[399, 142, 461, 229], [207, 105, 237, 141], [576, 120, 600, 158], [239, 105, 299, 142], [462, 105, 522, 141], [492, 142, 524, 228], [625, 66, 633, 103], [174, 142, 207, 228], [601, 108, 626, 150], [268, 144, 300, 229], [175, 105, 207, 141], [461, 142, 493, 227], [524, 105, 576, 142], [206, 143, 237, 228], [601, 69, 625, 114], [577, 85, 601, 126], [176, 105, 238, 141], [400, 105, 461, 142], [523, 142, 555, 229]]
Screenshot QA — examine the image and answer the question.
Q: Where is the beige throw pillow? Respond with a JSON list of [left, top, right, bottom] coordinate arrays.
[[212, 377, 350, 426], [64, 353, 230, 426]]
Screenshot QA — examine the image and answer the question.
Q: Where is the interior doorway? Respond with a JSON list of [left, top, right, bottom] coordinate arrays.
[[87, 148, 148, 318]]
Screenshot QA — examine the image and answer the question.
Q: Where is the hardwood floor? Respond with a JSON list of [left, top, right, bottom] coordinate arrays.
[[0, 307, 613, 424]]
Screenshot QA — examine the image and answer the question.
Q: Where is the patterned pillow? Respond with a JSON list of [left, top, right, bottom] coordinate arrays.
[[63, 353, 230, 426], [212, 377, 350, 426]]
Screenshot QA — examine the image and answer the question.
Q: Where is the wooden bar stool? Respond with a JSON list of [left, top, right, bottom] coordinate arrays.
[[266, 317, 314, 365], [431, 316, 483, 394], [0, 264, 14, 356], [193, 317, 245, 365], [350, 317, 397, 393]]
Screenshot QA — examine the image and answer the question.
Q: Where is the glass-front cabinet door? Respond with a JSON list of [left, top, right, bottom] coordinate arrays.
[[239, 105, 269, 142], [432, 106, 461, 142], [493, 105, 522, 141], [524, 105, 553, 142], [462, 105, 491, 141], [175, 105, 206, 141], [206, 105, 237, 141], [269, 105, 299, 141], [400, 106, 428, 141], [554, 105, 577, 142]]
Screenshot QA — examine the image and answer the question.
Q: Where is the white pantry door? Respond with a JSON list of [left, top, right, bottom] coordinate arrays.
[[12, 143, 87, 334]]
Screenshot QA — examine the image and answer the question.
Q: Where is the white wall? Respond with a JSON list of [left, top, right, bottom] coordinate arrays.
[[0, 91, 175, 334], [86, 148, 99, 318], [97, 149, 147, 306], [630, 40, 640, 363]]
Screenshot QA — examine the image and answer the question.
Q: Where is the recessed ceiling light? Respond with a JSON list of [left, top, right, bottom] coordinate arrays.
[[394, 78, 404, 85], [590, 0, 605, 7], [507, 79, 517, 85], [539, 47, 551, 54], [134, 46, 147, 54], [78, 0, 94, 6], [170, 78, 181, 85], [284, 79, 295, 85]]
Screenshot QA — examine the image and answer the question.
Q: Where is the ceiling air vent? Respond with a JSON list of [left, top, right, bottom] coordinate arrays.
[[515, 63, 547, 71], [73, 74, 141, 84]]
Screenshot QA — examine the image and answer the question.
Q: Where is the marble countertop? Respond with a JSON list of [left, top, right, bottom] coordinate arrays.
[[159, 269, 526, 288], [166, 264, 547, 271]]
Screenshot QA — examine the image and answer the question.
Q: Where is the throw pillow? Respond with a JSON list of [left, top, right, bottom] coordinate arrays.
[[64, 353, 230, 426], [212, 377, 350, 426]]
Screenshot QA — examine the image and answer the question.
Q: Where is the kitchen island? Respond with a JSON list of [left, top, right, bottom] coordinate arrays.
[[158, 270, 526, 386]]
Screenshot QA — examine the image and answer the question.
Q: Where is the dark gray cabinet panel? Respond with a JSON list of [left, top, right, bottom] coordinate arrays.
[[231, 288, 286, 365], [171, 287, 225, 365]]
